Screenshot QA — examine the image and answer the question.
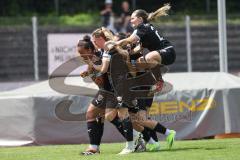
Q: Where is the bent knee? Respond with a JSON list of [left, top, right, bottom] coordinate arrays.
[[105, 112, 115, 122], [145, 55, 161, 67], [86, 111, 96, 121]]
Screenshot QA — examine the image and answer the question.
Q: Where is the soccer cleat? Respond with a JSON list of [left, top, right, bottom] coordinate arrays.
[[166, 130, 176, 149], [149, 80, 173, 96], [133, 132, 141, 149], [146, 142, 160, 152], [118, 147, 135, 155], [81, 148, 100, 156], [134, 133, 146, 152], [151, 79, 164, 93], [135, 137, 146, 152], [160, 81, 173, 95]]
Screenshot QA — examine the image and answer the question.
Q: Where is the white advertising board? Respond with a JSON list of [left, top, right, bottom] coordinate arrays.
[[47, 33, 90, 76]]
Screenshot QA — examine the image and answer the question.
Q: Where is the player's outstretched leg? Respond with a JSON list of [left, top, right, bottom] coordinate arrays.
[[141, 127, 160, 152], [81, 103, 104, 155], [118, 117, 135, 155], [131, 113, 160, 152], [117, 108, 135, 155]]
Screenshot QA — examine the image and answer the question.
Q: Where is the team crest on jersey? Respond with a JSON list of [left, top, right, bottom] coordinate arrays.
[[117, 96, 122, 102]]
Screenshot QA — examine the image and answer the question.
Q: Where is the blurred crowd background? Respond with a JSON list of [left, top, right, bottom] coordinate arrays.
[[1, 0, 240, 26], [1, 0, 240, 16]]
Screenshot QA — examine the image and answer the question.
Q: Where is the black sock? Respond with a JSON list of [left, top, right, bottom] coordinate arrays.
[[121, 117, 133, 141], [141, 127, 151, 142], [146, 127, 158, 142], [110, 115, 125, 137], [87, 121, 100, 145], [96, 117, 104, 145], [153, 123, 167, 135]]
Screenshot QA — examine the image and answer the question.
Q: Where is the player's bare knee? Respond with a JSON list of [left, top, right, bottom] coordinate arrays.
[[105, 112, 115, 122], [86, 111, 96, 121], [134, 115, 147, 126]]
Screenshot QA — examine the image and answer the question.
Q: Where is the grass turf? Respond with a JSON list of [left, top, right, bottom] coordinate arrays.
[[0, 138, 240, 160]]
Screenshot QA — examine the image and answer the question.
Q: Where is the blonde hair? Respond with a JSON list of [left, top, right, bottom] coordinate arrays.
[[148, 3, 171, 21], [133, 3, 171, 23], [92, 27, 114, 41]]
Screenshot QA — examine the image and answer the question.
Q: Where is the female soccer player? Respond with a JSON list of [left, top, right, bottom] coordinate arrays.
[[78, 34, 148, 155], [125, 39, 176, 151], [77, 36, 108, 155], [78, 36, 131, 155], [115, 4, 176, 93], [91, 28, 138, 155], [91, 29, 176, 152]]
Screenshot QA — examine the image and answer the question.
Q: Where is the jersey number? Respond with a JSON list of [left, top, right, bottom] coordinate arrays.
[[151, 26, 164, 41]]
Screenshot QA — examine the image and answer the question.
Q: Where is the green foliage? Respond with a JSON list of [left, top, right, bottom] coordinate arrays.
[[39, 12, 100, 26], [1, 13, 240, 27], [0, 0, 240, 27], [0, 13, 100, 27], [0, 0, 240, 17], [0, 17, 32, 26]]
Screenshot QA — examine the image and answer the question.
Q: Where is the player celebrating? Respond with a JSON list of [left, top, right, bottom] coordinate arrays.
[[90, 28, 139, 155], [114, 33, 176, 151], [115, 3, 176, 94], [77, 36, 108, 155]]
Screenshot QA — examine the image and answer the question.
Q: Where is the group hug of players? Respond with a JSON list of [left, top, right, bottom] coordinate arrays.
[[77, 4, 176, 155]]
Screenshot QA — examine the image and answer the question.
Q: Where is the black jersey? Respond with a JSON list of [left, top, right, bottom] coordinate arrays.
[[130, 52, 142, 60], [129, 52, 151, 91], [102, 48, 127, 91], [91, 50, 114, 92], [97, 73, 113, 92], [133, 23, 172, 51]]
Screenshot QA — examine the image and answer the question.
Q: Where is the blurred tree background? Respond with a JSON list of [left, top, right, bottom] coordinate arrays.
[[0, 0, 239, 16], [0, 0, 239, 26]]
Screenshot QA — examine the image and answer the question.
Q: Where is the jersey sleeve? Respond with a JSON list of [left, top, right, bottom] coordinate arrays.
[[132, 27, 145, 40], [102, 51, 111, 59]]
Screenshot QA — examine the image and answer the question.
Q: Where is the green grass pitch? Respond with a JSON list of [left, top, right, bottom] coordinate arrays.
[[1, 138, 240, 160]]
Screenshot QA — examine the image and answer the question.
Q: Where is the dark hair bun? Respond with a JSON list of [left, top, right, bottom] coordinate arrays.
[[83, 35, 91, 42]]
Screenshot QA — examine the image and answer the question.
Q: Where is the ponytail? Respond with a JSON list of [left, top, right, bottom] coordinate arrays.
[[147, 3, 171, 22], [101, 27, 115, 41], [133, 3, 171, 23]]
